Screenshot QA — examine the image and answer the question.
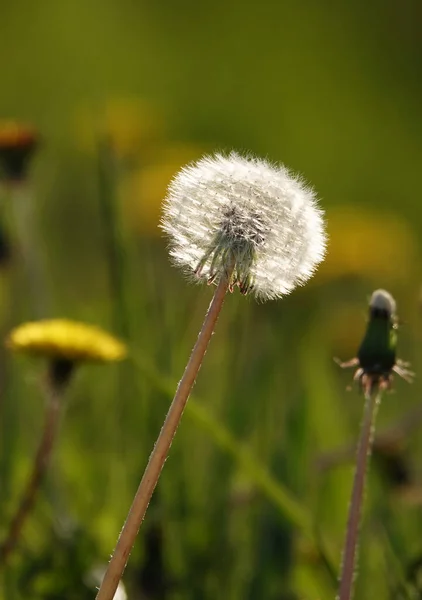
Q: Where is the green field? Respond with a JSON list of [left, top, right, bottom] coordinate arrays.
[[1, 2, 422, 598]]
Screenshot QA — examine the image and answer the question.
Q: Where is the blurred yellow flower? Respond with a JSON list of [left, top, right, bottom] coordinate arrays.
[[120, 143, 205, 234], [7, 319, 127, 363], [74, 97, 164, 160], [316, 207, 419, 284]]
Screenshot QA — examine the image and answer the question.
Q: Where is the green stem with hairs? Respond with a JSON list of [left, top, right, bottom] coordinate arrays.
[[338, 388, 381, 600]]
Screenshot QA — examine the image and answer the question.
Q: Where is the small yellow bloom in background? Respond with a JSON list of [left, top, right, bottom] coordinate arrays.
[[0, 121, 39, 182], [120, 143, 205, 235], [74, 98, 164, 160], [316, 207, 419, 284], [6, 319, 127, 363]]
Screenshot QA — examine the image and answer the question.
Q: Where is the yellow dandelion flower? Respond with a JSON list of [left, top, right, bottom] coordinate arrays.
[[0, 318, 127, 564], [6, 319, 127, 363]]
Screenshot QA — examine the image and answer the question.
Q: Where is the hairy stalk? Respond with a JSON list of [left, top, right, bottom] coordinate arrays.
[[338, 387, 381, 600], [96, 273, 231, 600], [0, 383, 62, 567]]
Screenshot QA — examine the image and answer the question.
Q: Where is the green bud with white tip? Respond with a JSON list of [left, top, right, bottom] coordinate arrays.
[[357, 289, 397, 377]]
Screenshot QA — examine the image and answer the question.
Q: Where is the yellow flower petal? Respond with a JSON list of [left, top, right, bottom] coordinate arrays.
[[6, 319, 127, 363]]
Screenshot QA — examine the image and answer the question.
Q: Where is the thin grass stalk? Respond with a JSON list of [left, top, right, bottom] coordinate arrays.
[[97, 136, 146, 502], [338, 387, 381, 600], [0, 381, 62, 568], [9, 183, 50, 319], [378, 526, 414, 600], [96, 273, 231, 600], [97, 138, 130, 340]]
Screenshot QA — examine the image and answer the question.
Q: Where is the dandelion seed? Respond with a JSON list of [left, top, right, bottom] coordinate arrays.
[[161, 152, 326, 300]]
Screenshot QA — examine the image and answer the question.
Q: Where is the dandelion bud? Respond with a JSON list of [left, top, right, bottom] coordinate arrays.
[[161, 152, 326, 300]]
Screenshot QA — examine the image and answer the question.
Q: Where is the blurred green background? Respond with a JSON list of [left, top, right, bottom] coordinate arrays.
[[1, 0, 422, 598]]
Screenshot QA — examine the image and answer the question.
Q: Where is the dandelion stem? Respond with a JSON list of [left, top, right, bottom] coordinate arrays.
[[96, 273, 231, 600], [338, 387, 381, 600], [0, 381, 62, 568]]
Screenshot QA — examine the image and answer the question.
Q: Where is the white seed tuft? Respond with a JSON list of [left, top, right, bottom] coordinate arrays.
[[370, 289, 396, 315], [160, 152, 327, 301]]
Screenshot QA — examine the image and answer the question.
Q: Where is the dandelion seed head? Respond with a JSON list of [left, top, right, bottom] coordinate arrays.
[[370, 289, 396, 316], [161, 152, 326, 300]]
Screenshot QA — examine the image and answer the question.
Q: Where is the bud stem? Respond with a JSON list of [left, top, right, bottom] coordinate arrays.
[[96, 273, 231, 600], [338, 387, 381, 600]]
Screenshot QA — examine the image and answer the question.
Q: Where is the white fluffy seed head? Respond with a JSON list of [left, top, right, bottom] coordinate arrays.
[[160, 152, 327, 301], [370, 289, 396, 316]]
